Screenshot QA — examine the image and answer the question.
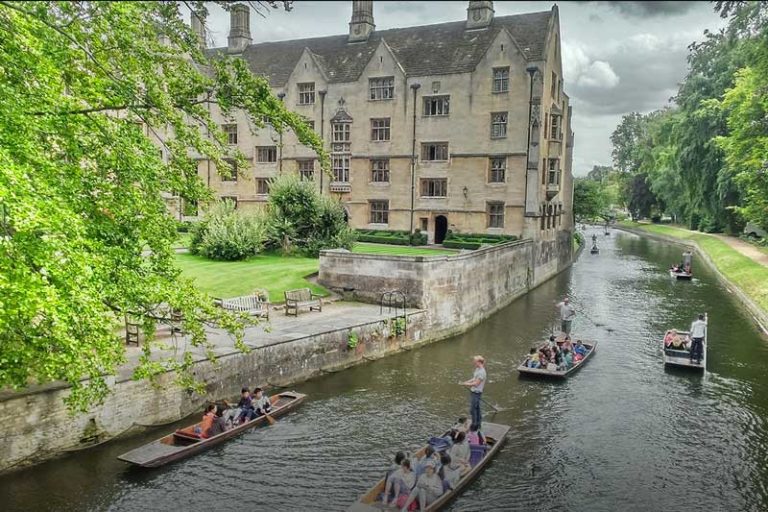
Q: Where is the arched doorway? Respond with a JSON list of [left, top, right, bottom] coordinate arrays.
[[435, 215, 448, 244], [342, 207, 350, 224]]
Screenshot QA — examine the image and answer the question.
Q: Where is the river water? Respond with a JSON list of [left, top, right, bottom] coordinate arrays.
[[3, 229, 768, 512]]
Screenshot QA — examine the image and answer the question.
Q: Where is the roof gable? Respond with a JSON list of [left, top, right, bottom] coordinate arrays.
[[207, 10, 553, 87]]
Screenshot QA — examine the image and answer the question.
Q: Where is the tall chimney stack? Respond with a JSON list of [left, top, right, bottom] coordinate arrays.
[[227, 4, 252, 54], [191, 10, 206, 49], [349, 1, 375, 43], [466, 1, 494, 30]]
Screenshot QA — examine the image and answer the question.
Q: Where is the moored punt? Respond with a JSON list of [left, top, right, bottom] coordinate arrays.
[[517, 341, 597, 379], [663, 322, 707, 371], [117, 391, 306, 468], [347, 422, 510, 512], [669, 269, 693, 280]]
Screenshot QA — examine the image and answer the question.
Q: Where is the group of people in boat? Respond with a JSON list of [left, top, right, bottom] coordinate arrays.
[[523, 335, 588, 371], [669, 263, 692, 274], [192, 387, 272, 439], [664, 314, 707, 364], [381, 416, 486, 510]]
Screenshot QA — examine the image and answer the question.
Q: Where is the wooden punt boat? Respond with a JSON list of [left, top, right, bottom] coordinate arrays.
[[669, 269, 693, 280], [590, 246, 600, 254], [117, 391, 306, 468], [517, 341, 597, 379], [663, 315, 707, 371], [347, 422, 511, 512]]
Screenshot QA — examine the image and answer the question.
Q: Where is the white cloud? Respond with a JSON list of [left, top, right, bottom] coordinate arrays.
[[563, 43, 620, 89]]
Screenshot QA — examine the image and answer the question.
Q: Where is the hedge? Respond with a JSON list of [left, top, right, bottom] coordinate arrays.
[[354, 229, 427, 246], [443, 232, 517, 250]]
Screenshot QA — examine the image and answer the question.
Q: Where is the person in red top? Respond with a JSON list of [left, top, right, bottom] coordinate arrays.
[[198, 404, 217, 438]]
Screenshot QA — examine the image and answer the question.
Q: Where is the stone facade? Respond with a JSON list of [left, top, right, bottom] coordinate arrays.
[[175, 1, 574, 244], [319, 232, 575, 328]]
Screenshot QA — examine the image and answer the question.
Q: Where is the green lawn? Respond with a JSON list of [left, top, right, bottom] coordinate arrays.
[[175, 253, 324, 302], [351, 243, 456, 256], [174, 242, 455, 302], [621, 222, 768, 312]]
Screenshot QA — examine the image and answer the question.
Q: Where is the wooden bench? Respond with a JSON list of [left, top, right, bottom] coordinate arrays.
[[217, 294, 270, 319], [284, 288, 322, 317]]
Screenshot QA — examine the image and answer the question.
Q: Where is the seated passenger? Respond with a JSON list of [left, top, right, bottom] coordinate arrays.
[[401, 462, 444, 512], [251, 387, 272, 417], [663, 329, 676, 347], [235, 387, 254, 424], [574, 340, 587, 361], [448, 432, 471, 471], [561, 348, 574, 369], [525, 348, 541, 369], [197, 404, 218, 438], [466, 423, 485, 446], [414, 446, 441, 476], [671, 333, 688, 349], [439, 453, 462, 491], [382, 457, 415, 508], [449, 416, 470, 441]]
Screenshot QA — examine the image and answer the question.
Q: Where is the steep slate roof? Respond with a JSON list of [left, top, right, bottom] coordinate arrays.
[[207, 10, 552, 87]]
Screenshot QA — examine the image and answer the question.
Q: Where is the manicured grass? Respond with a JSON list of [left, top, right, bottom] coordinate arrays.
[[621, 222, 768, 312], [174, 243, 455, 302], [175, 253, 324, 302], [351, 242, 456, 256]]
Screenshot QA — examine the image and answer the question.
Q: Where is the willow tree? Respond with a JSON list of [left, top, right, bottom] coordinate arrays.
[[0, 1, 325, 410]]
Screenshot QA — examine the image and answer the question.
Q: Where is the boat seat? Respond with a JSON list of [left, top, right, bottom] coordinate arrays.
[[173, 430, 202, 443]]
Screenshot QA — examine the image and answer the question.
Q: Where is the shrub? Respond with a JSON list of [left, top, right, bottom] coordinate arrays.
[[266, 175, 354, 256], [443, 232, 516, 250], [176, 220, 194, 233], [191, 200, 265, 261]]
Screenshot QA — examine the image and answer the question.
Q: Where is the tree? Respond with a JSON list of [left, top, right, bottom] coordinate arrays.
[[610, 112, 647, 174], [0, 1, 325, 410], [266, 174, 355, 256], [573, 179, 607, 221], [626, 173, 660, 220], [714, 2, 768, 230]]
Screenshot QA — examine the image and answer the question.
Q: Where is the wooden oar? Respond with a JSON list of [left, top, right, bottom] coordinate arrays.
[[263, 411, 276, 425]]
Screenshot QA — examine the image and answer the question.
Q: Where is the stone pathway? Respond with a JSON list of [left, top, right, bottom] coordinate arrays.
[[116, 301, 417, 381], [711, 234, 768, 267]]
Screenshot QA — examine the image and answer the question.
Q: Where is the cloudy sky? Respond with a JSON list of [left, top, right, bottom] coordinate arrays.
[[201, 1, 725, 175]]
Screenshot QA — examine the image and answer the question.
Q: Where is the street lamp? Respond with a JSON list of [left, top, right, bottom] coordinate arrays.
[[409, 82, 421, 245], [318, 89, 327, 194], [277, 92, 285, 173], [524, 66, 539, 217]]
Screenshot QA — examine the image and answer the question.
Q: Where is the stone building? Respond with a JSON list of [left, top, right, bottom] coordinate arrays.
[[182, 0, 574, 243]]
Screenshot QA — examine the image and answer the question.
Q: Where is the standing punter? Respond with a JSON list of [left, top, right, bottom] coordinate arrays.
[[460, 355, 487, 430], [556, 297, 576, 335], [689, 314, 707, 364]]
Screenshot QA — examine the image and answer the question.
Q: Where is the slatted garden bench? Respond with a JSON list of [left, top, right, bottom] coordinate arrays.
[[284, 288, 322, 317], [217, 293, 270, 319]]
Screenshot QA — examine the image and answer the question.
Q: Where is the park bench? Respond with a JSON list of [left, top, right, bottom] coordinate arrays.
[[216, 293, 270, 319], [284, 288, 322, 317]]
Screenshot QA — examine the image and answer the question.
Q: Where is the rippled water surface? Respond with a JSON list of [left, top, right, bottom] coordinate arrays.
[[3, 229, 768, 511]]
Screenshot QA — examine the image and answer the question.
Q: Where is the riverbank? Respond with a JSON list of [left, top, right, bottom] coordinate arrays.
[[0, 232, 575, 474], [616, 222, 768, 335]]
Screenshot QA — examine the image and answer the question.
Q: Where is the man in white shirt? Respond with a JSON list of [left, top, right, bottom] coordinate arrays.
[[556, 297, 576, 335], [689, 314, 707, 364], [460, 355, 487, 430]]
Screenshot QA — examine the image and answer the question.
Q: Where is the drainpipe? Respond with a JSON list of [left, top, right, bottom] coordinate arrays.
[[277, 92, 285, 173], [409, 82, 421, 245], [524, 66, 539, 218], [318, 89, 327, 194]]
